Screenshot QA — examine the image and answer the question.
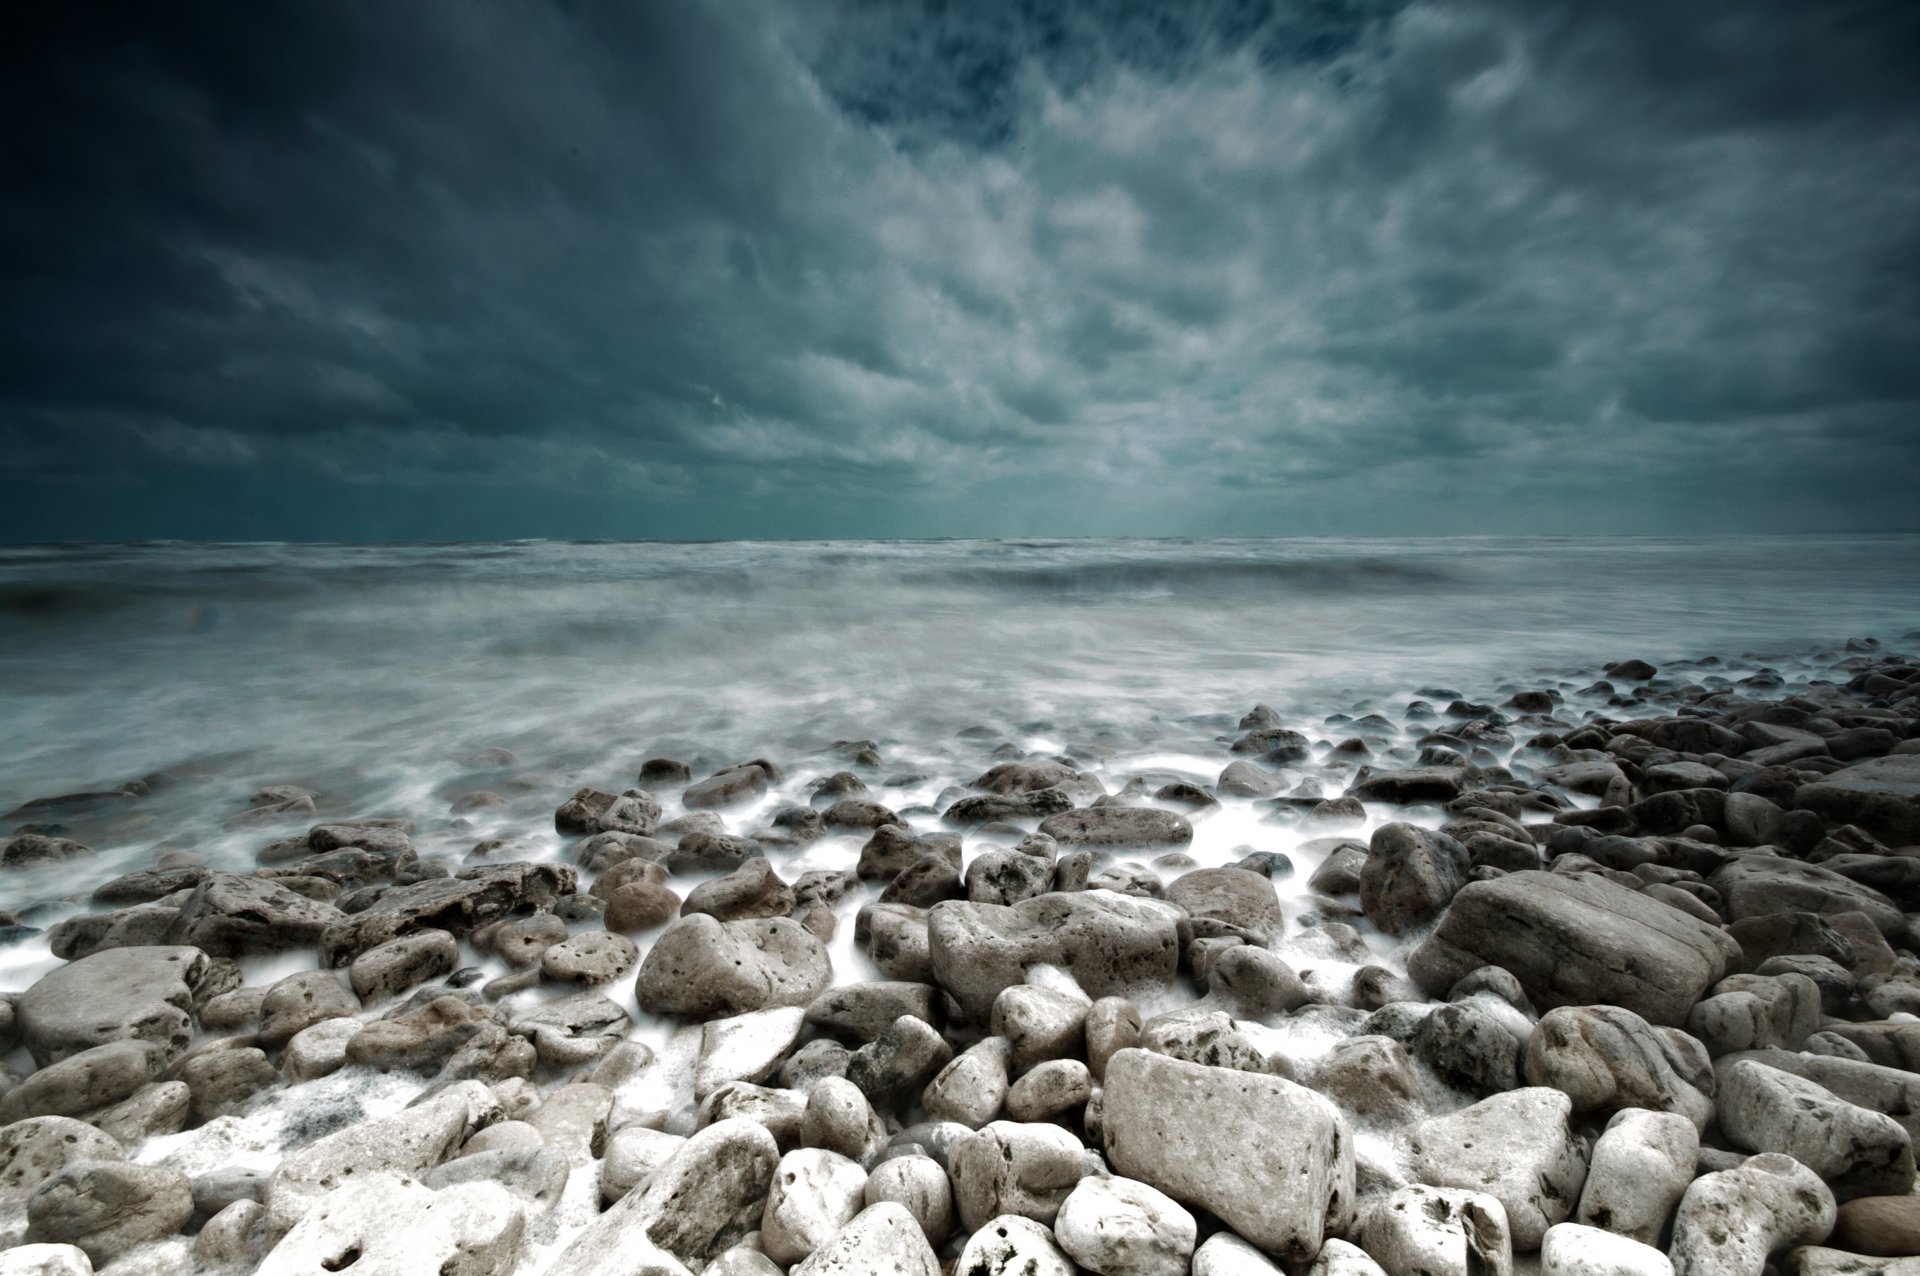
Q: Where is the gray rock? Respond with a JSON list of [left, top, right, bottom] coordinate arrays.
[[1358, 1185, 1514, 1276], [85, 1080, 189, 1145], [965, 849, 1054, 905], [1412, 1002, 1521, 1096], [1576, 1108, 1698, 1246], [1085, 997, 1142, 1081], [1206, 946, 1309, 1019], [760, 1148, 867, 1266], [696, 1008, 808, 1099], [862, 1155, 953, 1246], [319, 863, 576, 964], [923, 1037, 1011, 1129], [24, 1160, 194, 1267], [258, 971, 359, 1047], [634, 915, 832, 1019], [954, 1214, 1076, 1276], [15, 946, 207, 1066], [1055, 1174, 1197, 1276], [0, 1041, 165, 1124], [1709, 855, 1904, 937], [1005, 1059, 1092, 1122], [424, 1145, 568, 1215], [1409, 1088, 1589, 1251], [1540, 1224, 1674, 1276], [802, 1077, 886, 1167], [1723, 1048, 1920, 1147], [928, 891, 1185, 1022], [992, 986, 1088, 1073], [1794, 756, 1920, 846], [1525, 1005, 1714, 1129], [1309, 1035, 1425, 1126], [260, 1172, 525, 1276], [1102, 1047, 1354, 1262], [791, 1201, 938, 1276], [1351, 766, 1470, 805], [177, 1043, 276, 1122], [1716, 1058, 1915, 1201], [949, 1120, 1087, 1231], [1408, 870, 1741, 1027], [684, 858, 795, 922], [1165, 867, 1283, 942], [0, 1118, 124, 1215], [1037, 806, 1194, 849], [0, 1245, 93, 1276], [804, 983, 939, 1045], [1686, 972, 1821, 1056], [1359, 821, 1473, 934], [167, 872, 344, 957], [1668, 1152, 1836, 1276], [844, 1015, 952, 1110], [349, 930, 459, 1002], [1306, 1238, 1388, 1276], [344, 995, 490, 1072], [683, 762, 776, 810], [601, 1126, 687, 1206], [550, 1117, 779, 1274], [282, 1018, 360, 1083], [542, 930, 639, 986]]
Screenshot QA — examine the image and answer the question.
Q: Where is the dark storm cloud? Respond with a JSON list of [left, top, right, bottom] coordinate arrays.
[[2, 0, 1916, 539]]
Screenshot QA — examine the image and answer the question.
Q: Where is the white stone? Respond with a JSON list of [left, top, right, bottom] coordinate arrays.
[[696, 1008, 808, 1099], [1575, 1109, 1697, 1245], [1541, 1223, 1674, 1276], [1409, 1087, 1590, 1251], [952, 1214, 1076, 1276], [260, 1173, 524, 1276], [1669, 1152, 1836, 1276], [760, 1149, 868, 1267], [1054, 1175, 1196, 1276], [791, 1202, 938, 1276], [1360, 1185, 1515, 1276]]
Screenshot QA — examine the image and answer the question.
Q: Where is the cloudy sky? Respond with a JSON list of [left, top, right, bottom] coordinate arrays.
[[3, 0, 1916, 540]]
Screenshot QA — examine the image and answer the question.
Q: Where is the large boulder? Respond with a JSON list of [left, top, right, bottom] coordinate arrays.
[[1359, 823, 1471, 935], [1409, 1088, 1590, 1250], [928, 891, 1185, 1022], [1407, 871, 1741, 1027], [633, 916, 832, 1020], [1794, 756, 1920, 846], [1716, 1058, 1916, 1202], [1709, 855, 1905, 938], [1524, 1005, 1715, 1129], [1574, 1109, 1698, 1246], [0, 1118, 125, 1215], [1668, 1153, 1835, 1276], [166, 872, 345, 957], [14, 946, 208, 1066], [320, 864, 576, 964], [1102, 1048, 1354, 1263]]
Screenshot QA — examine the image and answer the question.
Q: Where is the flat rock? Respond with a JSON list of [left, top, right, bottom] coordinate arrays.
[[1709, 856, 1904, 938], [633, 915, 832, 1019], [1408, 870, 1741, 1027], [1102, 1047, 1354, 1263], [928, 891, 1185, 1022], [1165, 867, 1283, 942], [1037, 807, 1194, 850], [696, 1008, 808, 1098], [0, 1041, 166, 1124], [1409, 1087, 1589, 1250], [261, 1172, 525, 1276], [319, 864, 576, 964], [15, 946, 207, 1066], [1795, 756, 1920, 846], [349, 930, 459, 1002], [166, 872, 344, 957], [1524, 1005, 1715, 1129]]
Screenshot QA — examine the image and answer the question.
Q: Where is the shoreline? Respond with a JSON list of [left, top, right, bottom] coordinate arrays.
[[0, 633, 1917, 1273]]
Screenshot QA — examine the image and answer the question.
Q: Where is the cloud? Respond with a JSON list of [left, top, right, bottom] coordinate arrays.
[[1, 0, 1916, 539]]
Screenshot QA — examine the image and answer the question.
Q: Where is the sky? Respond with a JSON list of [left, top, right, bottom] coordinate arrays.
[[2, 0, 1917, 541]]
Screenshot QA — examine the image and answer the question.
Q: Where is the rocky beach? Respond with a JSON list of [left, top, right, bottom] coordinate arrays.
[[2, 537, 1919, 1276]]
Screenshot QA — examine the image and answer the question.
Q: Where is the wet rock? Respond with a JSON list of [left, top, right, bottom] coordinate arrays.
[[1575, 1108, 1699, 1245], [1710, 855, 1904, 937], [949, 1120, 1087, 1230], [791, 1201, 938, 1276], [601, 1126, 687, 1205], [1218, 761, 1284, 799], [862, 1155, 953, 1246], [0, 1243, 94, 1275], [87, 1081, 189, 1144], [928, 891, 1185, 1022], [805, 983, 939, 1045], [964, 849, 1054, 905], [760, 1148, 867, 1266], [1540, 1224, 1673, 1276], [953, 1214, 1076, 1276], [698, 1082, 809, 1150], [167, 872, 344, 957], [550, 1116, 779, 1274], [349, 929, 459, 1002], [1351, 766, 1469, 805], [1037, 806, 1193, 849], [1686, 972, 1820, 1056], [0, 837, 94, 870], [541, 930, 638, 986], [696, 1008, 808, 1098], [1410, 1088, 1589, 1250], [1139, 1007, 1292, 1077], [1305, 1238, 1388, 1276], [1308, 1035, 1425, 1126], [478, 913, 568, 968], [1055, 1174, 1196, 1276], [282, 1018, 361, 1083], [424, 1146, 568, 1215], [320, 864, 576, 964], [0, 1118, 124, 1214], [1408, 870, 1741, 1027], [864, 904, 935, 983], [992, 986, 1088, 1073], [1669, 1152, 1836, 1276], [633, 915, 831, 1019], [923, 1037, 1012, 1129], [685, 858, 795, 922], [24, 1161, 193, 1267], [0, 1041, 165, 1124], [344, 995, 490, 1072], [1794, 756, 1920, 846], [1358, 1185, 1514, 1276], [802, 1077, 886, 1167], [1166, 867, 1284, 942], [16, 946, 207, 1065], [1005, 1060, 1092, 1121], [261, 1172, 525, 1276], [258, 971, 359, 1047], [177, 1044, 276, 1122], [1360, 823, 1471, 934], [1716, 1058, 1915, 1201], [665, 832, 764, 875], [1308, 843, 1369, 895], [1085, 997, 1142, 1081], [1412, 1002, 1521, 1096], [1525, 1005, 1716, 1129], [844, 1016, 952, 1110], [1102, 1047, 1354, 1262]]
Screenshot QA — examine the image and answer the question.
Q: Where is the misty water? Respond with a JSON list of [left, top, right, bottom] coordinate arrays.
[[3, 533, 1918, 1251]]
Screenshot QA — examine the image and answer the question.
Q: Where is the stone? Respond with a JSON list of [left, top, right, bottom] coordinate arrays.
[[1408, 870, 1741, 1027], [523, 1082, 610, 1165], [684, 858, 795, 922], [683, 762, 775, 809], [1687, 973, 1821, 1056], [1834, 1196, 1920, 1258], [1037, 806, 1194, 849], [1085, 997, 1143, 1081], [602, 1126, 687, 1205], [698, 1083, 809, 1151], [863, 904, 935, 982], [1710, 855, 1904, 937], [1309, 1035, 1425, 1126], [1412, 1002, 1522, 1096], [1006, 1059, 1092, 1121], [265, 1081, 498, 1235], [1055, 1174, 1197, 1276], [319, 863, 576, 964], [481, 913, 569, 967], [344, 995, 490, 1072], [0, 1246, 92, 1276], [1358, 1185, 1514, 1276], [949, 1120, 1088, 1230], [1360, 823, 1472, 934], [1668, 1153, 1836, 1276], [1102, 1048, 1354, 1263], [545, 1117, 779, 1275], [1716, 1059, 1915, 1201], [967, 850, 1055, 905], [923, 1037, 1011, 1129], [1207, 945, 1309, 1018], [258, 971, 359, 1047], [259, 1172, 524, 1276], [282, 1018, 361, 1083], [844, 1015, 952, 1110], [86, 1081, 189, 1144], [1409, 1088, 1590, 1251], [423, 1146, 569, 1215], [24, 1161, 194, 1267], [954, 1214, 1076, 1276], [349, 930, 460, 1002], [634, 915, 832, 1019], [863, 1155, 953, 1246], [15, 946, 207, 1065], [1575, 1108, 1699, 1245], [0, 1041, 165, 1124], [0, 1118, 124, 1214], [760, 1148, 867, 1266], [697, 1008, 808, 1098], [1525, 1005, 1715, 1129], [804, 983, 939, 1045], [1787, 1246, 1920, 1276], [1794, 756, 1920, 846], [1165, 867, 1283, 941], [177, 1044, 276, 1122], [1540, 1224, 1674, 1276], [1305, 1238, 1387, 1276], [1352, 766, 1470, 804], [167, 872, 344, 957], [542, 930, 639, 986], [992, 986, 1088, 1073], [791, 1201, 938, 1276], [928, 891, 1185, 1022], [802, 1077, 886, 1167]]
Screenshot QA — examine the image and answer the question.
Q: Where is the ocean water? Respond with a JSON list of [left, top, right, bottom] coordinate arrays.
[[1, 535, 1916, 1259]]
